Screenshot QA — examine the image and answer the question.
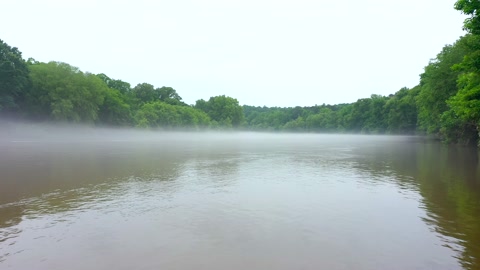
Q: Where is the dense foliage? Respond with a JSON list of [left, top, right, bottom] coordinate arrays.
[[195, 95, 244, 128], [27, 62, 108, 122], [243, 90, 417, 135], [0, 1, 479, 145], [0, 39, 30, 114]]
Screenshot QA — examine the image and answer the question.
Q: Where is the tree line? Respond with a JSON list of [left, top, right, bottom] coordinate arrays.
[[0, 55, 245, 129], [1, 1, 479, 145]]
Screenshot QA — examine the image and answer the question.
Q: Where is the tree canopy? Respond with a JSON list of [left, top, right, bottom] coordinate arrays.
[[0, 39, 30, 114], [27, 62, 107, 122], [195, 95, 244, 128]]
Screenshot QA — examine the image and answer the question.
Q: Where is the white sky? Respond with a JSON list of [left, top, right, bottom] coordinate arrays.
[[1, 0, 467, 107]]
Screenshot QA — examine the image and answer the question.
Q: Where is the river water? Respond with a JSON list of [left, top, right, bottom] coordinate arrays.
[[0, 129, 479, 270]]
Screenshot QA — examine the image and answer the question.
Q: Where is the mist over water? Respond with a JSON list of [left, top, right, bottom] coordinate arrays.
[[1, 122, 479, 270]]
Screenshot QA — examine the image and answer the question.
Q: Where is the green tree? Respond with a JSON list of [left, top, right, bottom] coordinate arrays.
[[283, 116, 306, 131], [442, 72, 480, 144], [367, 94, 388, 133], [97, 87, 132, 126], [336, 104, 354, 131], [96, 73, 131, 94], [416, 35, 474, 134], [134, 101, 210, 128], [28, 61, 107, 122], [157, 86, 185, 106], [440, 2, 480, 145], [0, 39, 30, 114], [349, 98, 372, 132], [305, 107, 337, 131], [195, 95, 244, 127], [131, 83, 157, 106], [455, 0, 480, 35], [385, 87, 419, 134]]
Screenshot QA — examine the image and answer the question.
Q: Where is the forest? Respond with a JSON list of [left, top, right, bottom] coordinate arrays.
[[1, 1, 479, 146]]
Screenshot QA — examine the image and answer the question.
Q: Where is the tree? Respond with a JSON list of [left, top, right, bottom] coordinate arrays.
[[441, 72, 480, 145], [96, 73, 131, 94], [0, 39, 30, 114], [305, 107, 337, 131], [416, 35, 474, 134], [195, 95, 244, 127], [455, 0, 480, 35], [28, 61, 107, 122], [157, 86, 185, 106], [283, 116, 305, 131], [134, 101, 210, 128], [443, 2, 480, 145], [97, 87, 132, 126], [385, 87, 419, 134], [336, 104, 354, 131], [131, 83, 157, 106], [367, 94, 388, 133], [349, 98, 372, 132]]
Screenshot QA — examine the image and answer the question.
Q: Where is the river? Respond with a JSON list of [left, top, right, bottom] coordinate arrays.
[[0, 129, 479, 270]]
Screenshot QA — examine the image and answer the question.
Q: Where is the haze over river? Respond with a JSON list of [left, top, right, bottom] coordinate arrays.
[[1, 126, 479, 270]]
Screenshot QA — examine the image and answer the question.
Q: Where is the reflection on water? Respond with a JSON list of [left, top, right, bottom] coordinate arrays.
[[415, 144, 480, 269], [349, 139, 480, 270], [0, 131, 479, 270]]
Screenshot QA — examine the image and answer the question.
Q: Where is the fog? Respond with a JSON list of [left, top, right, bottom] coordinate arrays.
[[0, 119, 416, 144]]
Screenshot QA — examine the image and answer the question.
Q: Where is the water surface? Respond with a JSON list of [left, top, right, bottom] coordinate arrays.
[[1, 129, 479, 270]]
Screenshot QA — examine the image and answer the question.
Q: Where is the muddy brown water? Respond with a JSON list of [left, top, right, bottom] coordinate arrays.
[[1, 130, 479, 270]]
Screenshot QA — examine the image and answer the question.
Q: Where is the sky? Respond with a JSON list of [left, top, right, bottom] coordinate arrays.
[[1, 0, 467, 107]]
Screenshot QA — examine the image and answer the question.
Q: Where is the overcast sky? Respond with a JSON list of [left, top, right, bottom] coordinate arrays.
[[1, 0, 467, 107]]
